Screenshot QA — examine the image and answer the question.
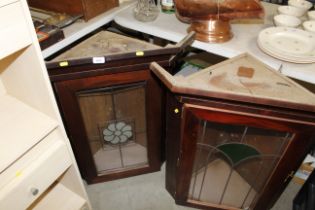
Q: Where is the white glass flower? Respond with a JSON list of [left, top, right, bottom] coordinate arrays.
[[102, 121, 133, 144]]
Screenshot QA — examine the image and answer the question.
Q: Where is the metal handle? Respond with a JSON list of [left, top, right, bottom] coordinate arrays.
[[30, 188, 39, 196]]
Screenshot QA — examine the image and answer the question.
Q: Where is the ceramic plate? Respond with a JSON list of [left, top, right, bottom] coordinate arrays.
[[257, 27, 315, 63]]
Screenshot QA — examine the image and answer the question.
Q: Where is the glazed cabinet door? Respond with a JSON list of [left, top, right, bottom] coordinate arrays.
[[53, 69, 162, 184], [175, 103, 315, 210]]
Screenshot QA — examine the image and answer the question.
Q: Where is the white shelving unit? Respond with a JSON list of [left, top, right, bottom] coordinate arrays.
[[0, 0, 90, 209]]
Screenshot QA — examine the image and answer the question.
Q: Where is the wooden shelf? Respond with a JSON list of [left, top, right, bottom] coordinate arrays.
[[31, 183, 87, 210], [0, 94, 57, 173], [0, 0, 32, 60]]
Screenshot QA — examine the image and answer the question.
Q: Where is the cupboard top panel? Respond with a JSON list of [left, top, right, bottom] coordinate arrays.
[[52, 31, 160, 61], [150, 53, 315, 112]]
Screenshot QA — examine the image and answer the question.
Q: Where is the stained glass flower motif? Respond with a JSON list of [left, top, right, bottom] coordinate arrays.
[[103, 122, 133, 144]]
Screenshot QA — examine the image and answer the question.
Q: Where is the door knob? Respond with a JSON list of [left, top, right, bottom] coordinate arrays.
[[30, 187, 39, 196]]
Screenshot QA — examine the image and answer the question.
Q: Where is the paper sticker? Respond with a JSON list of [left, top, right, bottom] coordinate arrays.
[[59, 61, 69, 67], [237, 66, 254, 78], [15, 171, 22, 177], [93, 57, 105, 64], [136, 51, 144, 56]]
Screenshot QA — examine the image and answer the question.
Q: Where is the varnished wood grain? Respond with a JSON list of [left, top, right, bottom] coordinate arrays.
[[28, 0, 118, 20], [165, 94, 315, 210], [53, 69, 163, 184]]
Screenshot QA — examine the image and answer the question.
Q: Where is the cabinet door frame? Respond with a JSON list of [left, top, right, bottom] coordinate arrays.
[[175, 103, 315, 210], [53, 69, 162, 184]]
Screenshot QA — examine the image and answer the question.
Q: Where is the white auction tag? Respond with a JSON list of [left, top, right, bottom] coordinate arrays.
[[92, 57, 106, 64]]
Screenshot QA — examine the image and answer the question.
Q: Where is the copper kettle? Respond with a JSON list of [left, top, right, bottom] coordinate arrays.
[[174, 0, 264, 43]]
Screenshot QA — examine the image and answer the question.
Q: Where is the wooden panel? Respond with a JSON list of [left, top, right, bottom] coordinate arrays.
[[150, 53, 315, 112], [83, 0, 118, 20], [28, 0, 84, 16], [53, 70, 162, 183], [165, 92, 183, 197], [52, 31, 159, 61], [175, 105, 200, 202], [172, 100, 315, 210], [28, 0, 119, 20]]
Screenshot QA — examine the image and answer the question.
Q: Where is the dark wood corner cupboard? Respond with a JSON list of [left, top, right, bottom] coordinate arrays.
[[46, 31, 179, 184], [150, 54, 315, 210], [46, 29, 315, 210], [164, 95, 315, 210]]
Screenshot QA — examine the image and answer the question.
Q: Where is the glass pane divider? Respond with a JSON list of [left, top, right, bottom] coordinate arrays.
[[191, 121, 207, 198], [240, 126, 248, 143], [219, 168, 234, 205]]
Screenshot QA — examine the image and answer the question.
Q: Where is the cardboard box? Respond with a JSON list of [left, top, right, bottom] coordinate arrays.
[[293, 162, 315, 185], [28, 0, 119, 21]]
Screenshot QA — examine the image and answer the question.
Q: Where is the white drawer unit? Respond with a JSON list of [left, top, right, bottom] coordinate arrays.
[[0, 140, 72, 210], [0, 0, 32, 59], [0, 130, 60, 189], [0, 0, 90, 208], [31, 183, 88, 210]]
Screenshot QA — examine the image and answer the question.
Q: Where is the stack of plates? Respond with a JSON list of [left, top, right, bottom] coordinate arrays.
[[257, 27, 315, 63]]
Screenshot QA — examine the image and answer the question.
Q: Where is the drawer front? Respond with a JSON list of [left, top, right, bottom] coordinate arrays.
[[0, 130, 60, 188], [0, 1, 32, 59], [0, 140, 72, 210]]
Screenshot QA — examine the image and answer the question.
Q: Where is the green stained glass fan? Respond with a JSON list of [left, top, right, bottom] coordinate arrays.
[[217, 143, 260, 166]]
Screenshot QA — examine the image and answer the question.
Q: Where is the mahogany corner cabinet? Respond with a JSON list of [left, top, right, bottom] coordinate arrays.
[[150, 53, 315, 210], [46, 31, 185, 184]]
